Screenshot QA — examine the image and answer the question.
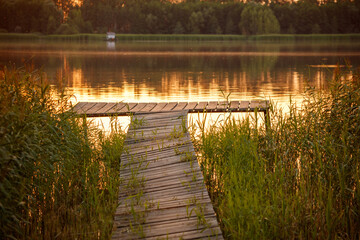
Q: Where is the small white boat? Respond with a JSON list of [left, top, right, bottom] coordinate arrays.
[[106, 32, 116, 41]]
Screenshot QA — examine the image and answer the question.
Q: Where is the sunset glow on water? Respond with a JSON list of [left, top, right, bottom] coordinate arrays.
[[1, 40, 359, 131]]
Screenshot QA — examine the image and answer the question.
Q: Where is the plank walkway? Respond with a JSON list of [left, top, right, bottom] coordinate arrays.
[[112, 110, 224, 240], [72, 100, 269, 117]]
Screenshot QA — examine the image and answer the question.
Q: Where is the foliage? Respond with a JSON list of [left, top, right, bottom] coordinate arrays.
[[0, 0, 359, 35], [67, 8, 93, 33], [0, 0, 62, 34], [239, 3, 280, 35], [0, 64, 125, 239], [192, 66, 360, 239]]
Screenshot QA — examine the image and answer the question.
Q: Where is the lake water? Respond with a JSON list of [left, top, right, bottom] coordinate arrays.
[[1, 40, 359, 108]]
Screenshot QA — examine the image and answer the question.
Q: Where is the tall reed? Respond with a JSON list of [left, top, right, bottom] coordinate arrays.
[[192, 65, 360, 239], [0, 64, 125, 239]]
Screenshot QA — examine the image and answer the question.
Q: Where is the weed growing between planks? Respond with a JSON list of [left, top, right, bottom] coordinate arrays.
[[119, 114, 153, 238], [191, 65, 360, 239], [0, 64, 125, 239], [170, 111, 216, 237]]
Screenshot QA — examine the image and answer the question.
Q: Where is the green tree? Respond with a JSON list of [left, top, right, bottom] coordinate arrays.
[[208, 15, 222, 34], [240, 3, 280, 35], [81, 0, 119, 33], [225, 15, 236, 34], [189, 11, 204, 34], [293, 1, 321, 34], [311, 23, 321, 34], [263, 7, 280, 34], [47, 15, 57, 34], [173, 21, 185, 34], [145, 13, 158, 33], [67, 8, 92, 33]]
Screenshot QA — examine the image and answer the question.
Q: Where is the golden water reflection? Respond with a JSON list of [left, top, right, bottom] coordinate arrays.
[[64, 61, 324, 106]]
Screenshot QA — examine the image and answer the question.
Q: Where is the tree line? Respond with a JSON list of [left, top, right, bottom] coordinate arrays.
[[0, 0, 359, 35]]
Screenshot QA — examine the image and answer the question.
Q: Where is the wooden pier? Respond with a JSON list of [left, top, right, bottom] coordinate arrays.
[[72, 100, 269, 117], [112, 110, 223, 239], [73, 101, 269, 239]]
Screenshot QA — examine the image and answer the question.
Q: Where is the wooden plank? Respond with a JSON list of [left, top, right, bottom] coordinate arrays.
[[95, 102, 117, 114], [216, 101, 228, 111], [72, 102, 88, 112], [121, 145, 194, 163], [144, 227, 223, 240], [118, 180, 207, 199], [184, 102, 197, 111], [239, 101, 250, 110], [172, 102, 188, 111], [150, 102, 168, 112], [115, 203, 215, 226], [121, 167, 203, 185], [112, 224, 222, 240], [85, 102, 108, 115], [129, 102, 147, 112], [250, 100, 268, 111], [113, 217, 220, 239], [229, 100, 239, 110], [194, 101, 207, 111], [135, 111, 187, 122], [127, 124, 184, 135], [122, 139, 193, 155], [122, 140, 193, 155], [138, 102, 156, 112], [117, 183, 208, 206], [122, 155, 192, 172], [119, 182, 207, 198], [206, 101, 218, 111], [122, 135, 190, 149], [112, 217, 221, 240], [122, 140, 192, 156], [161, 102, 177, 111], [76, 102, 97, 114], [120, 162, 201, 180], [260, 100, 269, 109], [128, 119, 183, 130], [106, 102, 128, 114], [123, 102, 138, 113], [124, 143, 194, 159], [114, 204, 215, 226], [115, 197, 211, 218]]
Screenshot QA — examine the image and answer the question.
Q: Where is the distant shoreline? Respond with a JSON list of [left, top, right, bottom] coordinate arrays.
[[1, 33, 360, 42]]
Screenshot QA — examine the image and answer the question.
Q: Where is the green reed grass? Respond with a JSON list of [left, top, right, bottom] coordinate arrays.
[[192, 66, 360, 239], [0, 64, 125, 239]]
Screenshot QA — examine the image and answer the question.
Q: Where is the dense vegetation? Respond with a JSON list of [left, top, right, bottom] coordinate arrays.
[[192, 66, 360, 239], [0, 0, 359, 35], [0, 65, 125, 239]]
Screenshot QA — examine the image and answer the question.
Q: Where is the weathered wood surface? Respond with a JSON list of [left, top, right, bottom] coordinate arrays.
[[112, 110, 223, 240], [72, 100, 269, 117]]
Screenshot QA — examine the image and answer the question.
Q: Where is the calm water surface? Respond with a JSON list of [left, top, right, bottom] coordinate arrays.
[[1, 40, 360, 107]]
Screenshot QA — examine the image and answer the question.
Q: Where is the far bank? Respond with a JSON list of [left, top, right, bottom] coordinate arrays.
[[1, 33, 360, 42]]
